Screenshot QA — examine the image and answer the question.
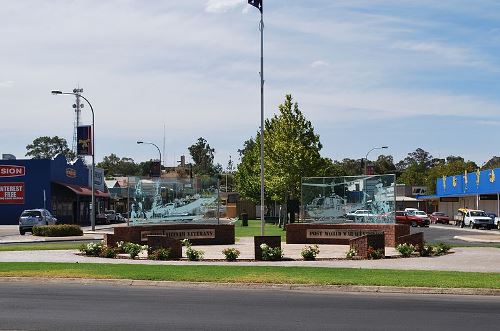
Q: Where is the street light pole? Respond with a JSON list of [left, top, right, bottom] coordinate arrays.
[[364, 146, 388, 175], [137, 141, 162, 176], [51, 90, 96, 231]]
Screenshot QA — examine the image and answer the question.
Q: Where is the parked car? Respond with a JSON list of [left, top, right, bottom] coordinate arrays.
[[395, 211, 430, 227], [104, 210, 120, 223], [461, 209, 494, 229], [346, 209, 373, 221], [429, 212, 450, 224], [18, 209, 57, 235]]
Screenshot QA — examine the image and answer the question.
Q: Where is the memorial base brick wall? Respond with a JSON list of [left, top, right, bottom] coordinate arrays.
[[104, 223, 235, 246], [147, 235, 182, 259], [397, 232, 424, 249], [349, 233, 385, 259], [286, 223, 410, 247], [254, 236, 281, 261]]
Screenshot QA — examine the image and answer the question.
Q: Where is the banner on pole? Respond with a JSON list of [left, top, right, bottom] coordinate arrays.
[[77, 125, 93, 156]]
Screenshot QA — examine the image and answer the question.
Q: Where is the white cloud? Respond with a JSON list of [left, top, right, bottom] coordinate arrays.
[[205, 0, 243, 13], [310, 60, 331, 68], [0, 80, 14, 88]]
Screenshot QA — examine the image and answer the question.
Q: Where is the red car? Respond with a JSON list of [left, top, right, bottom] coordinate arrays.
[[429, 212, 450, 224], [395, 211, 430, 227]]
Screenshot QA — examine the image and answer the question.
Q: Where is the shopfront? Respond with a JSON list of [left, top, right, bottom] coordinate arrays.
[[0, 154, 109, 225], [418, 168, 500, 216]]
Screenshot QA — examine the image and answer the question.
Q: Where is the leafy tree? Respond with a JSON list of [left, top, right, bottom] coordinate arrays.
[[97, 154, 140, 177], [396, 148, 434, 186], [425, 157, 477, 193], [25, 136, 76, 160], [188, 137, 219, 176], [235, 94, 328, 203], [373, 155, 397, 175], [482, 156, 500, 169]]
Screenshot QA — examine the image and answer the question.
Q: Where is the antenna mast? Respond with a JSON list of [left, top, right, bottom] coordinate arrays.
[[71, 87, 84, 155]]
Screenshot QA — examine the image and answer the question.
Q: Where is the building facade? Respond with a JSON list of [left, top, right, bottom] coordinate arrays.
[[0, 154, 109, 225]]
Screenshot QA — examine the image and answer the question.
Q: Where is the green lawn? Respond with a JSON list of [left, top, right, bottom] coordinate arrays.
[[0, 262, 498, 289], [0, 242, 90, 251], [234, 219, 285, 240]]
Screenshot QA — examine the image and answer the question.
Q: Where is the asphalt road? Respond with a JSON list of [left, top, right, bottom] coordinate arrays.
[[0, 281, 499, 331], [411, 224, 500, 246]]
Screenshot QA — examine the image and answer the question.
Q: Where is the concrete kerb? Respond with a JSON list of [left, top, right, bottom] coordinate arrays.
[[1, 276, 499, 297]]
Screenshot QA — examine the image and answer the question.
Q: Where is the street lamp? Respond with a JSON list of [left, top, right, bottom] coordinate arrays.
[[51, 90, 96, 231], [137, 141, 162, 176], [364, 146, 388, 175]]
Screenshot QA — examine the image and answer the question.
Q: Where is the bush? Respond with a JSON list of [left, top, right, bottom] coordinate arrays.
[[99, 246, 117, 259], [367, 246, 384, 260], [148, 248, 171, 261], [79, 242, 103, 257], [260, 243, 283, 261], [419, 244, 434, 257], [396, 243, 415, 258], [301, 245, 320, 261], [346, 248, 357, 259], [222, 248, 240, 261], [186, 247, 204, 261], [434, 242, 451, 256], [33, 224, 83, 237], [122, 242, 148, 259]]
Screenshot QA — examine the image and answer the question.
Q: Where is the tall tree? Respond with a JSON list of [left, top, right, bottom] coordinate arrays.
[[396, 148, 434, 186], [425, 157, 477, 193], [235, 94, 327, 203], [188, 137, 218, 176], [374, 155, 397, 174], [97, 154, 140, 177], [482, 156, 500, 169], [26, 136, 76, 160]]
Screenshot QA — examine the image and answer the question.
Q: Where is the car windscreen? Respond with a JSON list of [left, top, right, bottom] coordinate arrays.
[[470, 211, 487, 217], [21, 210, 41, 217], [434, 212, 445, 216], [415, 211, 427, 216]]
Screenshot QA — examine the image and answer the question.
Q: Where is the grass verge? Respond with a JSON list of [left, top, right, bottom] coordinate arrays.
[[0, 242, 89, 251], [234, 219, 285, 240], [0, 262, 499, 289]]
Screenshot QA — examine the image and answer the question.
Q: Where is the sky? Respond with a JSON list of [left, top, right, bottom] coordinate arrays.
[[1, 0, 500, 169]]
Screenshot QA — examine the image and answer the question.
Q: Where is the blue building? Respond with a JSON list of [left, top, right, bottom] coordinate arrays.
[[0, 154, 109, 225], [417, 168, 500, 217]]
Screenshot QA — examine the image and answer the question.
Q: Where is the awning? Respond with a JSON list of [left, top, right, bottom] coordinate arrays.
[[54, 182, 110, 198]]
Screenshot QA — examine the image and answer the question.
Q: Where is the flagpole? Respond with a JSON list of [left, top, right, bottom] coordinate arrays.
[[259, 6, 265, 236]]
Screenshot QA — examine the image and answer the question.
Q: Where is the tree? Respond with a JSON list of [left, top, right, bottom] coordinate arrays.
[[396, 148, 434, 186], [26, 136, 76, 160], [425, 156, 477, 193], [374, 155, 396, 175], [97, 154, 140, 177], [235, 94, 328, 203], [482, 156, 500, 170], [188, 137, 218, 176]]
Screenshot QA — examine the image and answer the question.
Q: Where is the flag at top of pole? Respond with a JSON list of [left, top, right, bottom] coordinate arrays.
[[248, 0, 262, 12]]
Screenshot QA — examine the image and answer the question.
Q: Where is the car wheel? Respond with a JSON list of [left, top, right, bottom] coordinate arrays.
[[498, 223, 500, 230], [19, 229, 25, 235], [411, 221, 417, 227], [469, 222, 474, 229]]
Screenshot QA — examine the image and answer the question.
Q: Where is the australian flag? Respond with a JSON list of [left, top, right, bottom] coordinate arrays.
[[248, 0, 262, 12]]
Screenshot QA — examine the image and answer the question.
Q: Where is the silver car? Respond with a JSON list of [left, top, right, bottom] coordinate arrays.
[[18, 209, 57, 235]]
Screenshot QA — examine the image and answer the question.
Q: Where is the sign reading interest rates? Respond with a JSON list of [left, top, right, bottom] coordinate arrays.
[[0, 182, 25, 204]]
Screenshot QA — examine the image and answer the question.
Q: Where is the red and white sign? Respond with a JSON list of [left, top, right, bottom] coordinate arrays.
[[66, 168, 76, 178], [0, 182, 25, 204], [0, 165, 26, 178]]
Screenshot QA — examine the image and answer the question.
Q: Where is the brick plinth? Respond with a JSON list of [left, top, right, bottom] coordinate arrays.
[[397, 232, 424, 249], [147, 235, 182, 259], [350, 233, 385, 258], [286, 223, 410, 247], [254, 236, 281, 261], [104, 223, 235, 246]]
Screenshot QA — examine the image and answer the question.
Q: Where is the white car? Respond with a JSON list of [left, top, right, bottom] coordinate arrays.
[[18, 209, 57, 235], [462, 210, 494, 229], [346, 209, 373, 221]]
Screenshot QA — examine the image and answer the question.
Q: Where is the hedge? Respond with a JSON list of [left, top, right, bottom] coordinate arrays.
[[32, 224, 83, 237]]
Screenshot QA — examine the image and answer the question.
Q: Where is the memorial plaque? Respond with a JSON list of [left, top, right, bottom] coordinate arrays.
[[306, 229, 382, 239], [141, 228, 216, 241]]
